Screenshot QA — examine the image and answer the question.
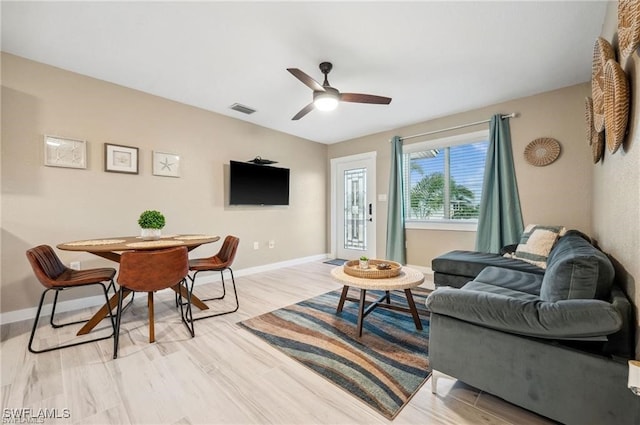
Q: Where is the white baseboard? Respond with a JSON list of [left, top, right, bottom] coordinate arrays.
[[0, 253, 330, 326]]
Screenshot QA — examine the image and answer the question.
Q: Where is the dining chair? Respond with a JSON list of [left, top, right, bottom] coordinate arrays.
[[113, 246, 191, 359], [25, 245, 117, 354], [186, 235, 240, 321]]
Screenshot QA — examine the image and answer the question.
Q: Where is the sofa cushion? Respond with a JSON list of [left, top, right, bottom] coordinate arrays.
[[432, 250, 544, 280], [463, 280, 539, 301], [474, 266, 543, 296], [425, 287, 623, 339], [510, 224, 565, 268], [540, 233, 615, 302]]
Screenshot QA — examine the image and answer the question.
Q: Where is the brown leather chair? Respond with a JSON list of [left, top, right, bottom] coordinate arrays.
[[186, 235, 239, 321], [25, 245, 117, 354], [114, 246, 191, 359]]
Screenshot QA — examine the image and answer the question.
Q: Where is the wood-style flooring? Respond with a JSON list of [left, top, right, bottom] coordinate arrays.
[[1, 261, 555, 424]]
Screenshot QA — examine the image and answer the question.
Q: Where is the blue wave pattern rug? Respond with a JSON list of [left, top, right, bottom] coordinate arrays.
[[239, 288, 431, 419]]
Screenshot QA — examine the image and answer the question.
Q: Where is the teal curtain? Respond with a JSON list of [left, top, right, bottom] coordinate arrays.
[[475, 115, 523, 253], [386, 136, 406, 264]]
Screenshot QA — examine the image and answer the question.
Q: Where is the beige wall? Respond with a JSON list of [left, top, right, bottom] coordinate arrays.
[[328, 83, 593, 266], [597, 3, 640, 358], [1, 53, 328, 313]]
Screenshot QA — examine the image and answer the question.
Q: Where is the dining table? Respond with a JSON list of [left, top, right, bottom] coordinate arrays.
[[57, 234, 220, 336]]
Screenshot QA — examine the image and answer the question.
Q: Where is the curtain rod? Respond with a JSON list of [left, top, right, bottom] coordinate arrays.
[[397, 112, 518, 142]]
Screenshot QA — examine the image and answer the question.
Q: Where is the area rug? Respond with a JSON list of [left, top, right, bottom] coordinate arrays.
[[323, 258, 348, 266], [238, 288, 431, 419]]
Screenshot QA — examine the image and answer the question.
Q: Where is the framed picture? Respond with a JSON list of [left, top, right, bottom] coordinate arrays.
[[44, 135, 87, 169], [104, 143, 139, 174], [153, 151, 180, 177]]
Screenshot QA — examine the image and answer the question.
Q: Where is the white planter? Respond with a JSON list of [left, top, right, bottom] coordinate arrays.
[[359, 260, 369, 269], [141, 228, 161, 240]]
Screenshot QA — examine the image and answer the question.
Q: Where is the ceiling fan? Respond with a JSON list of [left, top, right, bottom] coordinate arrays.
[[287, 62, 392, 120]]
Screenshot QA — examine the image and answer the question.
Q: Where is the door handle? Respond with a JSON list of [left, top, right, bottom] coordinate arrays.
[[368, 203, 373, 222]]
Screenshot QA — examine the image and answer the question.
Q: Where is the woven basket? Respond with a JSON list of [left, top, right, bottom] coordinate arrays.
[[585, 97, 604, 163], [343, 259, 402, 279], [603, 59, 629, 154], [618, 0, 640, 60], [524, 138, 561, 167], [591, 37, 616, 132]]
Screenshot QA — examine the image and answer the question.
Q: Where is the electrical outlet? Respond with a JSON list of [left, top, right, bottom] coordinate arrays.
[[253, 241, 259, 250], [268, 240, 275, 249], [70, 261, 81, 270]]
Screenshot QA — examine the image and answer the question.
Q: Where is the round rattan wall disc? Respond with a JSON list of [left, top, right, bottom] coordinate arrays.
[[586, 97, 604, 163], [618, 0, 640, 60], [592, 37, 615, 132], [585, 96, 595, 146], [603, 59, 629, 154], [592, 133, 605, 164], [524, 138, 561, 167]]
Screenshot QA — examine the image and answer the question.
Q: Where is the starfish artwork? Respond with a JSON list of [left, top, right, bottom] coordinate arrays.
[[160, 157, 174, 171]]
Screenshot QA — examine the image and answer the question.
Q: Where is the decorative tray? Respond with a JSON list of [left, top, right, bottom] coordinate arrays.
[[343, 259, 402, 279]]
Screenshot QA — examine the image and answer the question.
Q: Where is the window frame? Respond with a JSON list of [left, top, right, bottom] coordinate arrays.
[[403, 129, 489, 232]]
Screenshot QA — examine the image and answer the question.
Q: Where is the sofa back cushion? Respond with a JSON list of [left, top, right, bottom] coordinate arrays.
[[540, 232, 614, 302]]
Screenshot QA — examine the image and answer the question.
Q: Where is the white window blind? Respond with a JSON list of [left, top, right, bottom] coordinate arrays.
[[403, 131, 489, 225]]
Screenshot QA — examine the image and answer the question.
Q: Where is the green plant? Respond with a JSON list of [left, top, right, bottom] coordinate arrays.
[[360, 256, 369, 261], [138, 210, 165, 229]]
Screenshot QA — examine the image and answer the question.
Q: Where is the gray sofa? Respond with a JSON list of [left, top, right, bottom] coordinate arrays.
[[426, 230, 639, 424]]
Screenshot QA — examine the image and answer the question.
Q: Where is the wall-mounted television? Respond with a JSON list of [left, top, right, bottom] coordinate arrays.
[[229, 160, 290, 205]]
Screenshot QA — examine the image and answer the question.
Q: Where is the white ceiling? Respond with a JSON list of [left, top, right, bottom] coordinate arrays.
[[1, 1, 607, 144]]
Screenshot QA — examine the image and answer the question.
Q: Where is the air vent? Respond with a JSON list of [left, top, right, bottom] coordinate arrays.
[[229, 103, 256, 115]]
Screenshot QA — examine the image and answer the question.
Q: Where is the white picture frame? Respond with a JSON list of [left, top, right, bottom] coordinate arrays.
[[104, 143, 139, 174], [43, 135, 87, 169], [153, 151, 180, 177]]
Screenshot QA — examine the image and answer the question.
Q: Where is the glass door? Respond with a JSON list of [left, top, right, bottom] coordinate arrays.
[[334, 154, 376, 260]]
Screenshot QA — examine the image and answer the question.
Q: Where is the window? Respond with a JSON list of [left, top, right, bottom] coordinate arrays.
[[403, 130, 489, 231]]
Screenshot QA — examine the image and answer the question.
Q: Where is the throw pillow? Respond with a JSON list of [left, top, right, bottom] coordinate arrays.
[[512, 224, 566, 269]]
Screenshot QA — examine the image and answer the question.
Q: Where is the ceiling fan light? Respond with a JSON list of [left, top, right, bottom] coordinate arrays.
[[314, 93, 339, 111]]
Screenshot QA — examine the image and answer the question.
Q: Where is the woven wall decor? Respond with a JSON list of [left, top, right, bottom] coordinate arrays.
[[603, 59, 629, 154], [591, 37, 616, 132], [618, 0, 640, 60], [585, 97, 605, 163], [524, 138, 561, 167]]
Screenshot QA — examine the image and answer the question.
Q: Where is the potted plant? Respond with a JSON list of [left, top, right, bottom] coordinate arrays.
[[359, 256, 369, 269], [138, 210, 165, 240]]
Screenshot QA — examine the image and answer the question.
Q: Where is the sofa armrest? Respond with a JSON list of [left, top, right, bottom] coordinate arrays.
[[425, 288, 623, 339]]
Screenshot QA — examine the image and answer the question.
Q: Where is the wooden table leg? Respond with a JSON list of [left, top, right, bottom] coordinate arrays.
[[77, 289, 132, 336], [404, 289, 423, 330], [336, 285, 350, 313], [357, 289, 367, 337]]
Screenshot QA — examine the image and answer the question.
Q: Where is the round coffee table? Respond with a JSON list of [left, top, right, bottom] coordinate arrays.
[[330, 266, 425, 337]]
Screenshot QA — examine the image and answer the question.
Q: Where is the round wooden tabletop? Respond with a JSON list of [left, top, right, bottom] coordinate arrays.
[[57, 234, 220, 252]]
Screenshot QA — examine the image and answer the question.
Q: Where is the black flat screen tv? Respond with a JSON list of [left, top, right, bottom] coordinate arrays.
[[229, 160, 290, 205]]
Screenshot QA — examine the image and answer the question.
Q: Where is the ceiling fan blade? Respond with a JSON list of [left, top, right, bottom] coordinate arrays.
[[291, 103, 315, 120], [287, 68, 325, 92], [340, 93, 392, 105]]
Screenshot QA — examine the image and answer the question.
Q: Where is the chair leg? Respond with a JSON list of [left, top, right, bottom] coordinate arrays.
[[178, 279, 195, 337], [50, 280, 119, 329], [28, 289, 49, 354], [190, 268, 239, 322], [30, 282, 116, 354], [148, 292, 155, 343], [189, 270, 227, 302], [113, 287, 125, 359]]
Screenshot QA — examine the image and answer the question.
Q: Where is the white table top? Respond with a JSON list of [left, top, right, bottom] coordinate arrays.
[[330, 266, 425, 290]]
